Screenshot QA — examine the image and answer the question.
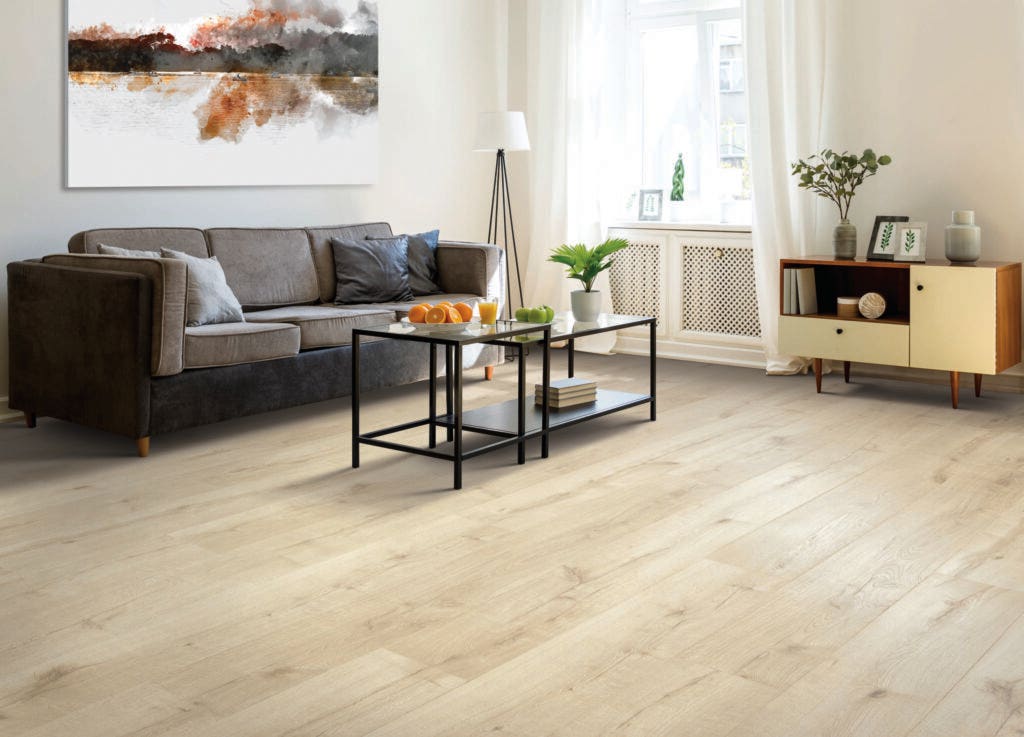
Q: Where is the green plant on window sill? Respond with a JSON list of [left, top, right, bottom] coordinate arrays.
[[548, 238, 630, 293], [671, 154, 685, 202], [790, 148, 892, 220]]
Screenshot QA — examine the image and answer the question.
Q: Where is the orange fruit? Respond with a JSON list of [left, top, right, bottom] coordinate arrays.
[[445, 307, 464, 323], [436, 301, 453, 308], [408, 304, 429, 323], [453, 302, 473, 322], [425, 306, 447, 324]]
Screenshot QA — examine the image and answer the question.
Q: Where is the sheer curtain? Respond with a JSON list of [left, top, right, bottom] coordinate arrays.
[[744, 0, 831, 374], [522, 0, 628, 353]]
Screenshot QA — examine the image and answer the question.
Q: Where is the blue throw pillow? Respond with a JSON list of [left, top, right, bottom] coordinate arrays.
[[368, 229, 441, 296]]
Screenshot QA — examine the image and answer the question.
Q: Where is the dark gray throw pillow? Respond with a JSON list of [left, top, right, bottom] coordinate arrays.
[[331, 236, 414, 304], [367, 229, 441, 295]]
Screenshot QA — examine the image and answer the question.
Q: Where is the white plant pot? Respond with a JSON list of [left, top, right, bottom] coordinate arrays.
[[570, 289, 602, 322]]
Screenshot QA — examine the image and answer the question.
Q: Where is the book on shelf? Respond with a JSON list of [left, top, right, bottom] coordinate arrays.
[[795, 267, 818, 314], [782, 267, 818, 315], [535, 392, 597, 409]]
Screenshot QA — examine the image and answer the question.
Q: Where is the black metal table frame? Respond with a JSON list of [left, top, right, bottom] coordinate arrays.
[[351, 316, 657, 490], [352, 323, 553, 490]]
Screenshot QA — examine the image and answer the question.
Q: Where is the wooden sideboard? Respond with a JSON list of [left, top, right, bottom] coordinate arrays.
[[778, 257, 1022, 408]]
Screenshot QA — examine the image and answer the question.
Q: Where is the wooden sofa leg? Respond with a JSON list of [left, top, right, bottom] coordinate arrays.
[[975, 373, 983, 398], [484, 366, 495, 381], [950, 371, 960, 410], [136, 437, 151, 458], [24, 412, 37, 429]]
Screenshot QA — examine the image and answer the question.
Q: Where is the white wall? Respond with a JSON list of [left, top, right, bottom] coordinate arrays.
[[813, 0, 1024, 265], [0, 0, 505, 411]]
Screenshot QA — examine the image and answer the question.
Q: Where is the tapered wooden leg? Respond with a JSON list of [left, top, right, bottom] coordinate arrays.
[[484, 365, 495, 381], [813, 358, 823, 394], [844, 361, 851, 384], [24, 412, 36, 429], [974, 373, 983, 398], [136, 437, 150, 458], [950, 371, 960, 409]]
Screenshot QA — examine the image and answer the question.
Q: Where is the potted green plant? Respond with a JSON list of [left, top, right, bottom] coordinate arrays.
[[548, 238, 629, 321], [791, 148, 892, 259], [669, 154, 685, 220]]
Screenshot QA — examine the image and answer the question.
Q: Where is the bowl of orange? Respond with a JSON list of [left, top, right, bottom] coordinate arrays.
[[403, 301, 479, 332]]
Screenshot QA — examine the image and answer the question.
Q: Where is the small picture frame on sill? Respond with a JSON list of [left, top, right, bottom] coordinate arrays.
[[867, 215, 910, 261], [638, 189, 663, 221], [894, 222, 928, 262]]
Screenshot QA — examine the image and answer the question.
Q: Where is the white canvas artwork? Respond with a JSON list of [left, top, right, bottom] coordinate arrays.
[[67, 0, 379, 187]]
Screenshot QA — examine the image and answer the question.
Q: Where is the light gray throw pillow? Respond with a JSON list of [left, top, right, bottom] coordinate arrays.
[[331, 235, 414, 304], [160, 248, 244, 326], [98, 244, 162, 258]]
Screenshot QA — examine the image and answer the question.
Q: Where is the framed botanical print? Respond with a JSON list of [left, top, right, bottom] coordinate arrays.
[[867, 215, 910, 261], [893, 222, 928, 262]]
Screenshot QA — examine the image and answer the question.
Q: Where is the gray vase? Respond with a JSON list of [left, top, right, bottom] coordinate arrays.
[[833, 219, 857, 259], [945, 210, 981, 263]]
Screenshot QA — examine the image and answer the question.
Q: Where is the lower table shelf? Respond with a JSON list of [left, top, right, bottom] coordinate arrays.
[[438, 388, 651, 436]]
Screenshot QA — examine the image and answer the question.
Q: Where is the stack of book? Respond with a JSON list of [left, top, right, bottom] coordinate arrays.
[[782, 267, 818, 315], [535, 377, 597, 409]]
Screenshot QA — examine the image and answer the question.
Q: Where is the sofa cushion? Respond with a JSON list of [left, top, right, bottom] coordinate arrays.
[[69, 228, 209, 258], [305, 222, 393, 303], [98, 244, 161, 258], [368, 229, 441, 296], [205, 228, 319, 309], [161, 249, 244, 326], [41, 254, 189, 377], [183, 322, 299, 369], [341, 293, 483, 318], [331, 236, 414, 305], [245, 305, 394, 348]]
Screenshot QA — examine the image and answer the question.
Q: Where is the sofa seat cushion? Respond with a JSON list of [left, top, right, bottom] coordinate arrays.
[[245, 306, 395, 348], [183, 322, 300, 369], [341, 294, 483, 318]]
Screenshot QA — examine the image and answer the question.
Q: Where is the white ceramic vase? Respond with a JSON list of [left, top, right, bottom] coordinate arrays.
[[570, 290, 602, 322]]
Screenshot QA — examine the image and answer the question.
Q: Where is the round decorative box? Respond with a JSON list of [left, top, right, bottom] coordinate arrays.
[[858, 292, 887, 319], [837, 296, 860, 319]]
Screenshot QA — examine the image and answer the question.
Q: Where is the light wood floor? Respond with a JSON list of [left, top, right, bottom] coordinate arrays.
[[3, 353, 1024, 737]]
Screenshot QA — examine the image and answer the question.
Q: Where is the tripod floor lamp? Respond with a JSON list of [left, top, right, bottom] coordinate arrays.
[[474, 111, 530, 316]]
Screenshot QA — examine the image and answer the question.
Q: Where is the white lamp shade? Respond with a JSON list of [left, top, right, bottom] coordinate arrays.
[[473, 111, 530, 152]]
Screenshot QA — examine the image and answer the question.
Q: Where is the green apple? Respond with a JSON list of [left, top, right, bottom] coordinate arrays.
[[542, 305, 555, 322], [514, 307, 531, 322], [528, 307, 547, 323]]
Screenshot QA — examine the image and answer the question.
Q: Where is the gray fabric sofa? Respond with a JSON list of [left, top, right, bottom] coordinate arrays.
[[7, 223, 505, 456]]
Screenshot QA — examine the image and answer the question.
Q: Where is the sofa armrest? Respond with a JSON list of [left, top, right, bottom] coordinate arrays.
[[7, 261, 153, 439], [435, 241, 506, 307], [41, 254, 187, 376]]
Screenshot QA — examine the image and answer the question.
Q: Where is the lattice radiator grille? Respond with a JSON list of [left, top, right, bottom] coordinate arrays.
[[609, 240, 662, 320], [681, 244, 761, 337]]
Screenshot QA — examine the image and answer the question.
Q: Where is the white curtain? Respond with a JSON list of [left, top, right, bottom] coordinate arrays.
[[744, 0, 832, 374], [522, 0, 628, 353]]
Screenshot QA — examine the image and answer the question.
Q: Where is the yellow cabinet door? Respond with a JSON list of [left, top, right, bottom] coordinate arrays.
[[910, 265, 996, 374], [779, 316, 909, 366]]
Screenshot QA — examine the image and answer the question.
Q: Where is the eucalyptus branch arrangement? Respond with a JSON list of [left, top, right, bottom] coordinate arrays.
[[791, 149, 892, 220]]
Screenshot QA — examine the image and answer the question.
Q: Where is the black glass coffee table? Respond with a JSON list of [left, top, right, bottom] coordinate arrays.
[[352, 313, 656, 490]]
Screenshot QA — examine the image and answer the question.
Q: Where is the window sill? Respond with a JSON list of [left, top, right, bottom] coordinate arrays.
[[610, 221, 752, 233]]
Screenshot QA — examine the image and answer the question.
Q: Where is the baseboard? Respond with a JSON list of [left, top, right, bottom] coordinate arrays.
[[0, 397, 21, 423], [615, 335, 767, 370]]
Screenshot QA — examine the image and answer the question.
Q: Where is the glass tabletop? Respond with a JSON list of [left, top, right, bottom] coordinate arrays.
[[353, 313, 654, 344]]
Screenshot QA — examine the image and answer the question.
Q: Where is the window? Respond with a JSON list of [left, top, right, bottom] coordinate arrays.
[[627, 0, 751, 225]]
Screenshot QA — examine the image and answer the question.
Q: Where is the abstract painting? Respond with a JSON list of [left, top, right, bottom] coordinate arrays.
[[67, 1, 379, 187]]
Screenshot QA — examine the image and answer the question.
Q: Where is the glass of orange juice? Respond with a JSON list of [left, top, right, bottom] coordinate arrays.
[[478, 298, 499, 325]]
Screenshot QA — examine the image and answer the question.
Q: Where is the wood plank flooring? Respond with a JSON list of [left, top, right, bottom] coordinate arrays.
[[2, 353, 1024, 736]]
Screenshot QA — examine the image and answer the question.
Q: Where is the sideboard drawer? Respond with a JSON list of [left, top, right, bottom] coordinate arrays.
[[779, 316, 909, 366]]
